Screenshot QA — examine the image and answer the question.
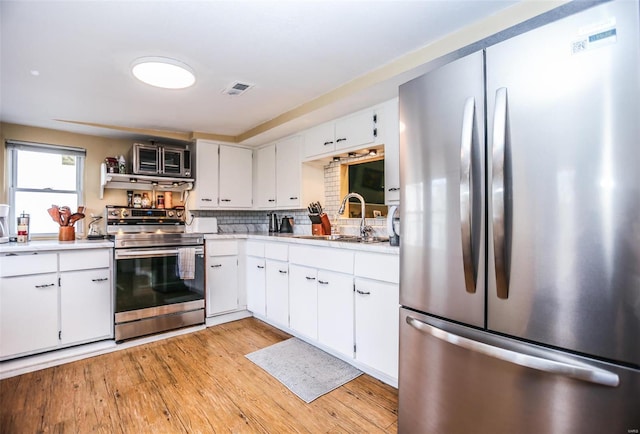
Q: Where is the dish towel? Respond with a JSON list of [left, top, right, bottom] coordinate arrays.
[[178, 247, 196, 280]]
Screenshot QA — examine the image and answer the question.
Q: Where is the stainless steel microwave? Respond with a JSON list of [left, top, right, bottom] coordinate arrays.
[[129, 143, 192, 178]]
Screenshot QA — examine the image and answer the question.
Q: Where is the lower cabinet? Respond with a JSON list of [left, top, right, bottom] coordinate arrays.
[[60, 268, 112, 345], [288, 264, 318, 340], [354, 277, 399, 379], [206, 240, 240, 316], [0, 272, 59, 358], [0, 248, 113, 361], [265, 259, 289, 327], [246, 255, 266, 316], [317, 270, 354, 358]]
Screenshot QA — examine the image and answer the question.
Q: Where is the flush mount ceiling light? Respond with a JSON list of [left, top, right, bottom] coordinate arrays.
[[131, 57, 195, 89]]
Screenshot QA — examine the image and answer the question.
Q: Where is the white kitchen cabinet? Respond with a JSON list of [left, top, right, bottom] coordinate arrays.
[[265, 259, 289, 327], [219, 145, 253, 208], [303, 108, 376, 159], [246, 255, 266, 316], [254, 144, 277, 208], [379, 97, 400, 204], [255, 136, 324, 209], [354, 277, 399, 379], [0, 248, 113, 361], [0, 272, 59, 359], [353, 250, 399, 380], [206, 240, 240, 316], [317, 269, 354, 358], [191, 140, 252, 209], [59, 249, 112, 346], [288, 264, 318, 340], [191, 140, 219, 209], [60, 268, 112, 345]]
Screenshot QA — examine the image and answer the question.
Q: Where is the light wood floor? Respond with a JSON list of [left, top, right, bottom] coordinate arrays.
[[0, 318, 398, 433]]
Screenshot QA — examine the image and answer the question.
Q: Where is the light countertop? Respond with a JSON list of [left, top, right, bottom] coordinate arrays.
[[0, 239, 114, 254], [204, 232, 400, 254]]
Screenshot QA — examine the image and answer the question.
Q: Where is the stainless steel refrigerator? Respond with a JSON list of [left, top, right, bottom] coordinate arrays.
[[398, 1, 640, 432]]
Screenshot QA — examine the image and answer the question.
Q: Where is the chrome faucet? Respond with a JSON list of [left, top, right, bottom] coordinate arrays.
[[338, 192, 373, 239]]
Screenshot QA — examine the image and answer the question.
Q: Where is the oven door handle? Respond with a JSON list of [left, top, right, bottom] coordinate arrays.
[[115, 248, 204, 259]]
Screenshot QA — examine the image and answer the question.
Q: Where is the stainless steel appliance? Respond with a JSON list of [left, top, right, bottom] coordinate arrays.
[[129, 142, 192, 178], [398, 1, 640, 432], [107, 206, 205, 341]]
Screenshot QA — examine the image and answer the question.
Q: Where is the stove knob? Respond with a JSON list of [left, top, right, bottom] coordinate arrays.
[[121, 210, 129, 217], [176, 210, 184, 217], [109, 210, 119, 216], [167, 211, 175, 217]]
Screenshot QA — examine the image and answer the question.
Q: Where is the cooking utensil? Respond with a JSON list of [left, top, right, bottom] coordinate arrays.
[[48, 207, 62, 225], [60, 206, 71, 226], [68, 212, 85, 227]]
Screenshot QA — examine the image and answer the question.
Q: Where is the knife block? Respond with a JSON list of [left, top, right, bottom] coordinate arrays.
[[320, 214, 331, 235], [312, 224, 324, 235]]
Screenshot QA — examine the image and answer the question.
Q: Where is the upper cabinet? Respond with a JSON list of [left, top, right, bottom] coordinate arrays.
[[254, 135, 324, 210], [190, 140, 253, 209], [304, 108, 377, 159], [191, 141, 219, 209], [379, 97, 400, 204]]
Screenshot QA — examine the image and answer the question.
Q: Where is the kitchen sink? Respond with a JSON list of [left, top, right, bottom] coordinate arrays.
[[293, 234, 389, 243]]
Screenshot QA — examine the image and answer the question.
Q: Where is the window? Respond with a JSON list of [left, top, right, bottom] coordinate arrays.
[[7, 141, 85, 237]]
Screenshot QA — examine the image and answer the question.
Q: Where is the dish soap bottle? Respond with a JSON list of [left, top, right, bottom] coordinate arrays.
[[141, 192, 151, 208]]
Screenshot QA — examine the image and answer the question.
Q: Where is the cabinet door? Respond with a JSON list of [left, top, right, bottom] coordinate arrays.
[[206, 255, 239, 316], [276, 136, 303, 208], [381, 98, 400, 203], [317, 270, 354, 357], [0, 274, 59, 359], [255, 144, 277, 208], [219, 145, 253, 208], [334, 109, 375, 151], [265, 259, 289, 327], [289, 264, 318, 340], [246, 256, 266, 316], [60, 268, 112, 345], [193, 140, 219, 208], [355, 278, 399, 379], [304, 122, 335, 158]]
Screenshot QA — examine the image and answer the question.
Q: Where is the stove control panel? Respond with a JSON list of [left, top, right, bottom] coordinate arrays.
[[106, 206, 185, 225]]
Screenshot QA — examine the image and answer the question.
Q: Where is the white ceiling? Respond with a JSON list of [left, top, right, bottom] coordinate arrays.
[[0, 0, 520, 146]]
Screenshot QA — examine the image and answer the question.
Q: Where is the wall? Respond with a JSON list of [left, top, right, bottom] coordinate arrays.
[[1, 122, 132, 235]]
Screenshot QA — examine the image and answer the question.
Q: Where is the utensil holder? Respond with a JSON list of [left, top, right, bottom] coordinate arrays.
[[59, 226, 75, 241]]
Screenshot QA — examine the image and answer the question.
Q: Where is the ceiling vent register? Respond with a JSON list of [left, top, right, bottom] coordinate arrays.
[[222, 81, 254, 96]]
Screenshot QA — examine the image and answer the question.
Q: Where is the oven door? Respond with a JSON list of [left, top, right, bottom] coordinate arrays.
[[114, 245, 205, 341]]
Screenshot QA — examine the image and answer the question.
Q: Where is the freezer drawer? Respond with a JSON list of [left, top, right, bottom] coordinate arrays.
[[398, 308, 640, 434]]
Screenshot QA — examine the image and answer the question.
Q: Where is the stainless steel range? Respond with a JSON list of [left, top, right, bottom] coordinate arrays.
[[107, 206, 205, 342]]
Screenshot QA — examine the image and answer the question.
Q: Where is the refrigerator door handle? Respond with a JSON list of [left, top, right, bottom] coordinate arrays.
[[492, 87, 510, 299], [406, 316, 620, 387], [460, 96, 477, 294]]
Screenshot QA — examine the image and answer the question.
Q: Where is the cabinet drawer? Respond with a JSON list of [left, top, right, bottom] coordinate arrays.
[[0, 253, 57, 277], [246, 241, 265, 257], [265, 243, 288, 261], [206, 239, 238, 256], [289, 245, 354, 274], [354, 252, 399, 283], [59, 249, 111, 271]]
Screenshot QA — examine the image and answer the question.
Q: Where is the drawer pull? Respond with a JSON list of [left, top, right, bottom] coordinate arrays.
[[318, 280, 329, 285], [279, 270, 288, 274], [35, 283, 55, 288], [257, 265, 265, 269], [211, 264, 223, 268], [356, 289, 371, 295], [91, 278, 108, 282], [388, 187, 400, 192], [336, 138, 347, 143], [323, 141, 334, 146], [305, 276, 316, 281]]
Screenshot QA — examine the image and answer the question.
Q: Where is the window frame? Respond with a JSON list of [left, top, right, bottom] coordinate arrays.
[[6, 140, 86, 237]]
